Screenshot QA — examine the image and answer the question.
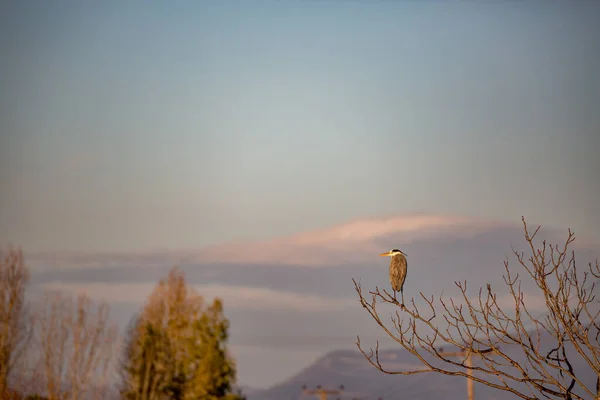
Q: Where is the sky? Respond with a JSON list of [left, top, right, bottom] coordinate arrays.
[[1, 0, 600, 389], [1, 1, 599, 253]]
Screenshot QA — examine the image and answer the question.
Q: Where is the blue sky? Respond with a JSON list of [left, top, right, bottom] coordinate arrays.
[[1, 1, 599, 252]]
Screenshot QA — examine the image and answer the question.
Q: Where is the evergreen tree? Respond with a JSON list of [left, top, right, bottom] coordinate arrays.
[[120, 267, 244, 400], [189, 298, 242, 400]]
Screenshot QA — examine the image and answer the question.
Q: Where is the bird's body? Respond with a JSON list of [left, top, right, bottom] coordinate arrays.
[[380, 249, 408, 302]]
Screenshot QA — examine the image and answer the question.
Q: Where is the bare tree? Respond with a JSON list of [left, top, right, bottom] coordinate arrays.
[[354, 218, 600, 399], [37, 292, 118, 400], [0, 245, 33, 396]]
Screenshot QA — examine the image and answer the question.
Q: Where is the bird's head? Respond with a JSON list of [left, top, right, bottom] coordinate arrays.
[[379, 248, 407, 257]]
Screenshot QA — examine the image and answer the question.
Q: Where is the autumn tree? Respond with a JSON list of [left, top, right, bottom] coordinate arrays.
[[120, 318, 170, 400], [36, 292, 118, 400], [0, 245, 33, 396], [120, 267, 244, 400], [353, 218, 600, 399]]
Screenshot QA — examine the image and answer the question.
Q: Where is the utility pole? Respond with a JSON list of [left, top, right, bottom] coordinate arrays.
[[438, 347, 498, 400], [302, 385, 345, 400]]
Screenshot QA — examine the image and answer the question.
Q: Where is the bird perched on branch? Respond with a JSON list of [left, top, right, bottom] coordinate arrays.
[[379, 249, 408, 303]]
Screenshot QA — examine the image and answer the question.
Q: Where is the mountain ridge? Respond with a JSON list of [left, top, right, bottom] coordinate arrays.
[[247, 331, 598, 400]]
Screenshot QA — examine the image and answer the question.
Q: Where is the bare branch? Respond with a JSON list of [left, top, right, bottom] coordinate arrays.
[[37, 291, 118, 400], [0, 245, 33, 396], [354, 218, 600, 400]]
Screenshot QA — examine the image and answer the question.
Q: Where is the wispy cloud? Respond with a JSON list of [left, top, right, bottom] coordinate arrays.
[[26, 214, 516, 268], [28, 213, 596, 271], [34, 282, 356, 313]]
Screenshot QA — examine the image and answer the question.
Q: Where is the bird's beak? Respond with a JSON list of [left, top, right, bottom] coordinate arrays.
[[379, 251, 391, 257]]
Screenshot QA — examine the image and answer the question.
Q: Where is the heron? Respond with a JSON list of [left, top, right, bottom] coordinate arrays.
[[379, 249, 408, 303]]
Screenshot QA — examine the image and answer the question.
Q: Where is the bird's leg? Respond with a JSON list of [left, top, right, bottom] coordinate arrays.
[[400, 289, 405, 309], [393, 290, 397, 303]]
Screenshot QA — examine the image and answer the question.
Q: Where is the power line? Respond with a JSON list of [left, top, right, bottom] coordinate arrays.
[[302, 385, 345, 400], [301, 385, 385, 400]]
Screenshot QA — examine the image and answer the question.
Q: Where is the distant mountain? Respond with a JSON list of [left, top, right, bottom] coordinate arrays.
[[248, 332, 598, 400]]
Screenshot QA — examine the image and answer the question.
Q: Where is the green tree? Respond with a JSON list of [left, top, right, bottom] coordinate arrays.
[[120, 267, 244, 400], [189, 298, 242, 400], [121, 319, 170, 400]]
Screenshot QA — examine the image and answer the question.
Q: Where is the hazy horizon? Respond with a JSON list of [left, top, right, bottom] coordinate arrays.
[[24, 213, 600, 388]]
